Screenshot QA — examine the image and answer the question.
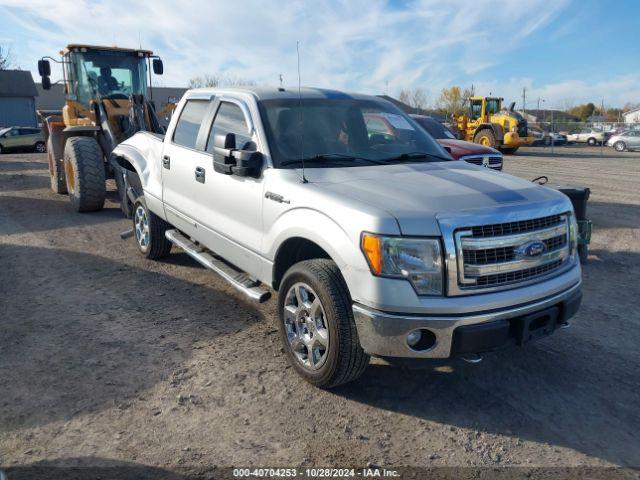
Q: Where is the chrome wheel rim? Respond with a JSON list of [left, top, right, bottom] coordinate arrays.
[[134, 205, 149, 250], [283, 282, 330, 370]]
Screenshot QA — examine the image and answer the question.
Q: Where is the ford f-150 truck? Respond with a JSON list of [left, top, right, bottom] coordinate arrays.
[[111, 87, 582, 388]]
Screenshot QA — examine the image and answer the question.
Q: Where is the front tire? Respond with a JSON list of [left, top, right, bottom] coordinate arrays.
[[474, 129, 496, 148], [614, 141, 626, 152], [132, 198, 173, 259], [278, 259, 369, 388], [587, 137, 596, 146], [35, 141, 46, 153], [63, 136, 106, 212]]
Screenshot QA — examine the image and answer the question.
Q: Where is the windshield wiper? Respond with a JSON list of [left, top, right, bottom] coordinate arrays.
[[381, 151, 452, 163], [281, 153, 385, 166]]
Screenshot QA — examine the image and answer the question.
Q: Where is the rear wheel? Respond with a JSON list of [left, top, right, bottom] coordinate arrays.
[[278, 259, 369, 388], [474, 129, 496, 148], [63, 136, 106, 212], [614, 141, 626, 152], [48, 138, 67, 194], [132, 198, 173, 259], [587, 137, 596, 146]]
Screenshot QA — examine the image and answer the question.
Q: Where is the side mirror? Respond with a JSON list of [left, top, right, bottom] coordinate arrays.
[[42, 76, 52, 90], [212, 133, 236, 174], [231, 150, 263, 177], [152, 58, 164, 75], [38, 59, 51, 77]]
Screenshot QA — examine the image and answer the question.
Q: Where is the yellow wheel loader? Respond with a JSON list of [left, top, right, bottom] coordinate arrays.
[[456, 97, 534, 154], [37, 44, 165, 212]]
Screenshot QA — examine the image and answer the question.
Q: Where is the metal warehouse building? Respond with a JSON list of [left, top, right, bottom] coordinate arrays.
[[0, 70, 38, 128]]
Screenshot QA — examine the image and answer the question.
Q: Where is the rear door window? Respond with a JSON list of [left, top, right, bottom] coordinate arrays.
[[172, 100, 209, 149]]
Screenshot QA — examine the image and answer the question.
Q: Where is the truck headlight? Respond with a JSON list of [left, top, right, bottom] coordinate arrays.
[[361, 233, 443, 295], [568, 213, 578, 256]]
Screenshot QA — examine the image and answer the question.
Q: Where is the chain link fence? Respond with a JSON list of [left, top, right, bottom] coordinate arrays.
[[526, 121, 640, 151]]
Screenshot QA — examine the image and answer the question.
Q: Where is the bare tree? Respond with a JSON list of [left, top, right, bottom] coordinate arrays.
[[188, 74, 256, 89], [0, 44, 14, 70], [398, 88, 411, 106], [397, 87, 428, 113]]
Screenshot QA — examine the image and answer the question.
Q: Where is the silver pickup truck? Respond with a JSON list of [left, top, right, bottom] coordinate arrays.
[[111, 87, 582, 388]]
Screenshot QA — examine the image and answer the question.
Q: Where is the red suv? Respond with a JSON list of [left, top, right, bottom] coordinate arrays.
[[410, 115, 503, 170]]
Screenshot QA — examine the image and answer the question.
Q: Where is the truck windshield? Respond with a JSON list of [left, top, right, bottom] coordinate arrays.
[[71, 50, 148, 106], [258, 98, 450, 168]]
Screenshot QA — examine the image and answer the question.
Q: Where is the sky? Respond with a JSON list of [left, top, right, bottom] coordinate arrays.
[[0, 0, 638, 108]]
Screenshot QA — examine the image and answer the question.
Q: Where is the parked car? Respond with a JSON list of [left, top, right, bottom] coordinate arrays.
[[411, 114, 503, 170], [606, 130, 640, 151], [541, 132, 568, 146], [566, 128, 605, 146], [111, 87, 582, 388], [0, 126, 46, 154]]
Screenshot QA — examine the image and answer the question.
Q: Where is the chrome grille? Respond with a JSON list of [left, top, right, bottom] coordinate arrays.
[[455, 214, 571, 291], [460, 154, 503, 171], [470, 214, 562, 237]]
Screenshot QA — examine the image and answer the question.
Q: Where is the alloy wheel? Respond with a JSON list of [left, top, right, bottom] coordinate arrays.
[[134, 205, 150, 250]]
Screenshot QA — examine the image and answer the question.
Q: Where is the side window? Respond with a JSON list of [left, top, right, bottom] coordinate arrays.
[[6, 129, 18, 137], [470, 101, 482, 120], [206, 102, 253, 153], [172, 100, 209, 149], [365, 117, 390, 135]]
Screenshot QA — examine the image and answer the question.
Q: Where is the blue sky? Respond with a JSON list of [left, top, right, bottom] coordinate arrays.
[[1, 0, 638, 108]]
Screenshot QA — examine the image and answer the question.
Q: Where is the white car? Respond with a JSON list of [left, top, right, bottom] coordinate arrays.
[[566, 128, 605, 146]]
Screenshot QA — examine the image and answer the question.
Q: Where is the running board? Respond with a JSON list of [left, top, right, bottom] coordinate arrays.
[[165, 229, 271, 303]]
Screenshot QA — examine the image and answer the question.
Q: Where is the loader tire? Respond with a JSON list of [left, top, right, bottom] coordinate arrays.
[[48, 138, 67, 194], [474, 129, 496, 148], [63, 136, 106, 212]]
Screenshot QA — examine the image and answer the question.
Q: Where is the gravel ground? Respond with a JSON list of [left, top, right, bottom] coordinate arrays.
[[0, 146, 638, 478]]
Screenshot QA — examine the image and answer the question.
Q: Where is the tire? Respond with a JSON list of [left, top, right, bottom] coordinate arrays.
[[48, 138, 67, 194], [587, 137, 596, 146], [0, 144, 3, 154], [278, 259, 369, 388], [34, 141, 46, 153], [132, 198, 173, 259], [614, 141, 626, 152], [63, 136, 106, 212], [473, 129, 496, 148], [501, 147, 519, 154]]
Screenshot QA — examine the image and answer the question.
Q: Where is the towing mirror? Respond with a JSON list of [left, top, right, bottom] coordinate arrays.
[[42, 76, 51, 90], [231, 150, 263, 177], [212, 133, 236, 174], [152, 58, 164, 75], [38, 59, 51, 77]]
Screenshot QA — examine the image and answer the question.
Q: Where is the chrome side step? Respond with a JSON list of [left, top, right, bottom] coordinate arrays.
[[165, 229, 271, 303]]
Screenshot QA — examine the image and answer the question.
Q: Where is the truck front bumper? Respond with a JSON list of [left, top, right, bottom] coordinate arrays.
[[353, 281, 581, 359]]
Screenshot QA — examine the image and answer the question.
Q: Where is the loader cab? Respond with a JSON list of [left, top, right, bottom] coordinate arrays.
[[64, 47, 150, 107]]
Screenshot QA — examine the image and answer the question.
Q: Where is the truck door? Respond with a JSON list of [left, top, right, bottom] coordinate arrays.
[[169, 96, 264, 275], [160, 98, 211, 238]]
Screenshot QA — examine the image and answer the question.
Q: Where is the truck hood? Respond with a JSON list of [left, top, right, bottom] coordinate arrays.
[[304, 161, 570, 236]]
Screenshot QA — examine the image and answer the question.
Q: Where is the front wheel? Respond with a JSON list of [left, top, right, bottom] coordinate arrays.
[[63, 136, 106, 212], [132, 198, 173, 259], [278, 259, 369, 388], [474, 129, 496, 148], [614, 141, 626, 152], [587, 137, 597, 146], [35, 141, 46, 153]]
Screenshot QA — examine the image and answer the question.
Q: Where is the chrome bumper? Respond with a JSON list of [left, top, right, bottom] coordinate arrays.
[[353, 281, 581, 359]]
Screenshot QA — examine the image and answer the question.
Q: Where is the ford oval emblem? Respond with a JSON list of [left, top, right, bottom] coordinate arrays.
[[516, 240, 547, 258]]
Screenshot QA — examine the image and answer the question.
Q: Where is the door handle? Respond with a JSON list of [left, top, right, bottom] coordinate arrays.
[[195, 166, 205, 183], [162, 155, 171, 169]]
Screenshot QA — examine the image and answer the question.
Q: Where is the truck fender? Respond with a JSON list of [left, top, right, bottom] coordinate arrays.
[[265, 208, 368, 293]]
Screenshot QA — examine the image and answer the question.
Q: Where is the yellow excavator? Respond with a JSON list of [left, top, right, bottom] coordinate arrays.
[[37, 44, 165, 211], [456, 96, 534, 154]]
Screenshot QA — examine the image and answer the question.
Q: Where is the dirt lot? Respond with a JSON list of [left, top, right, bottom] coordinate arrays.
[[1, 146, 639, 478]]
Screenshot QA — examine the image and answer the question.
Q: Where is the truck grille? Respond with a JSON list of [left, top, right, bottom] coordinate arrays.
[[459, 154, 503, 171], [454, 214, 570, 291]]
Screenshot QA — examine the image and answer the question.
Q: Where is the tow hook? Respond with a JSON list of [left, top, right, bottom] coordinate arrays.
[[461, 354, 483, 364]]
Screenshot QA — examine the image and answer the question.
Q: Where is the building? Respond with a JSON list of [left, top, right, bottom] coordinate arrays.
[[0, 70, 39, 128], [622, 107, 640, 124], [519, 109, 579, 123], [35, 83, 187, 127]]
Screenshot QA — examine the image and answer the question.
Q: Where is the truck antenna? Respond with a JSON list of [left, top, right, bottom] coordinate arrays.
[[296, 40, 308, 184]]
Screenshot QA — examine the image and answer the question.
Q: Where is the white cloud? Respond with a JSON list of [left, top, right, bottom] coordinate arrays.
[[1, 0, 635, 106]]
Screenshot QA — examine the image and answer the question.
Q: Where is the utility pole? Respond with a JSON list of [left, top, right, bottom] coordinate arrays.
[[522, 87, 527, 115], [279, 74, 283, 87]]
